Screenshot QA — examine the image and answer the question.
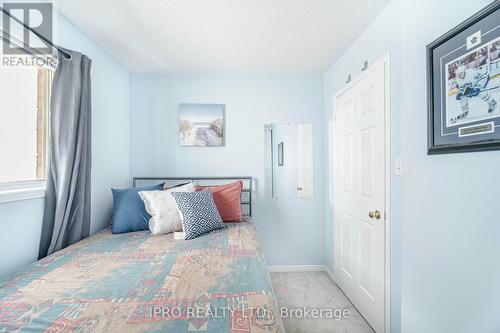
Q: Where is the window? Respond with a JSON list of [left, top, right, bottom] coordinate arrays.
[[0, 63, 53, 201]]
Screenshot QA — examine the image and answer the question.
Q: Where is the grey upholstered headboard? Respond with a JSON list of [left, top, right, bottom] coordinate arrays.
[[132, 176, 253, 217]]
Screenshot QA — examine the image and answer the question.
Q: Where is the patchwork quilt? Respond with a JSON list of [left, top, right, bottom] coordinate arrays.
[[0, 221, 284, 332]]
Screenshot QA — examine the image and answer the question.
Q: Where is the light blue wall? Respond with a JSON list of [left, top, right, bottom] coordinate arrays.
[[324, 0, 498, 332], [400, 1, 499, 332], [130, 74, 325, 266], [3, 3, 498, 331], [0, 199, 44, 277], [0, 13, 130, 278], [55, 15, 131, 235]]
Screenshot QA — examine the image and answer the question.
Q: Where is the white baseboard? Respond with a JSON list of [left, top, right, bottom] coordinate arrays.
[[324, 265, 335, 282]]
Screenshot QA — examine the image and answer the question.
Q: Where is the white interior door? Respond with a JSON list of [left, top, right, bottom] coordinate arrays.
[[333, 61, 386, 332]]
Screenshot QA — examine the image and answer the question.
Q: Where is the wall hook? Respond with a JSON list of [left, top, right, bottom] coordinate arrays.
[[345, 74, 351, 84], [361, 60, 368, 71]]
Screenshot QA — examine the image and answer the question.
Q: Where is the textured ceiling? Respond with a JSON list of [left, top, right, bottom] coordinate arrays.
[[56, 0, 390, 74]]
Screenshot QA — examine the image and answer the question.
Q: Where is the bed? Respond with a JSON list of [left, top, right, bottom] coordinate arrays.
[[0, 177, 284, 333]]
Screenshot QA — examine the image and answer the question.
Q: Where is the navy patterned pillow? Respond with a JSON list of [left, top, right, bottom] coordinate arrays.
[[171, 190, 226, 240]]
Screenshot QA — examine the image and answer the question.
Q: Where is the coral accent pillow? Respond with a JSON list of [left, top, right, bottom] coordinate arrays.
[[196, 181, 243, 222]]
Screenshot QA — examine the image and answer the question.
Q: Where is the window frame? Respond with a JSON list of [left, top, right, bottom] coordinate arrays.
[[36, 68, 52, 180], [0, 180, 46, 203], [0, 63, 54, 203]]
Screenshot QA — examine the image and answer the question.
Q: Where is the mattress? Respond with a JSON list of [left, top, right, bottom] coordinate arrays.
[[0, 220, 284, 332]]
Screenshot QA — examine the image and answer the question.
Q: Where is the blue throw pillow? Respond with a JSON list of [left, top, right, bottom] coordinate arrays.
[[171, 190, 226, 240], [111, 183, 164, 234]]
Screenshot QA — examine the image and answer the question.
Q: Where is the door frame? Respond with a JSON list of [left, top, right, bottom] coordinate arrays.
[[331, 53, 391, 333]]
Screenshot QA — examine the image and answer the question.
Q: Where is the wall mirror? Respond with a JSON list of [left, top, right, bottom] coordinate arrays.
[[264, 123, 313, 199]]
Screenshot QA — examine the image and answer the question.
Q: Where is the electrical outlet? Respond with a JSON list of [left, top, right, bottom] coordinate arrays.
[[395, 159, 403, 176]]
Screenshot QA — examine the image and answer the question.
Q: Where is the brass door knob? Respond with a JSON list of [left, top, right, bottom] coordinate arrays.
[[369, 210, 381, 219]]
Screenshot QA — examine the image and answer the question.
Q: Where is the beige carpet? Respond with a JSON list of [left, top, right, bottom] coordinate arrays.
[[270, 272, 375, 333]]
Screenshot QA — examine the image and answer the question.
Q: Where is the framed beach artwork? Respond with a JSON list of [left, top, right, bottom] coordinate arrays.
[[179, 103, 225, 147]]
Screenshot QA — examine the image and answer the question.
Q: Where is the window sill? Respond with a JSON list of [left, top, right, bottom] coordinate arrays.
[[0, 181, 46, 204]]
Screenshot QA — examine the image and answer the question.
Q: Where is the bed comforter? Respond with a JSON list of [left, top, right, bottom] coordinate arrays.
[[0, 220, 284, 333]]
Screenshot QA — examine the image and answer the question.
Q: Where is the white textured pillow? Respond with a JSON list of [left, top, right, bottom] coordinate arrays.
[[139, 183, 195, 235]]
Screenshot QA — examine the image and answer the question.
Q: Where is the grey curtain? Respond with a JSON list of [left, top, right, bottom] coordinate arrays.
[[39, 49, 92, 259]]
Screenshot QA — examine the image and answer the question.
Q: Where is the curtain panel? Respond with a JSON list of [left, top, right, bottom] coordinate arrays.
[[39, 49, 92, 259]]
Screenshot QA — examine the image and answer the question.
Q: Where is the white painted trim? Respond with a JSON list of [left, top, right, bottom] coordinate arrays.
[[324, 265, 335, 282], [0, 180, 46, 203], [384, 52, 392, 333], [331, 53, 392, 333], [267, 265, 327, 273]]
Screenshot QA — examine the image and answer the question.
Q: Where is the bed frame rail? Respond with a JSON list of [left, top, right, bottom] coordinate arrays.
[[132, 176, 253, 217]]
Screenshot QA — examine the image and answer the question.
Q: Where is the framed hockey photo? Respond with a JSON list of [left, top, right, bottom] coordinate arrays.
[[427, 2, 500, 154]]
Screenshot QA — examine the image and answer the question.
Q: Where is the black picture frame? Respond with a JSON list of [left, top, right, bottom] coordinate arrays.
[[427, 1, 500, 154]]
